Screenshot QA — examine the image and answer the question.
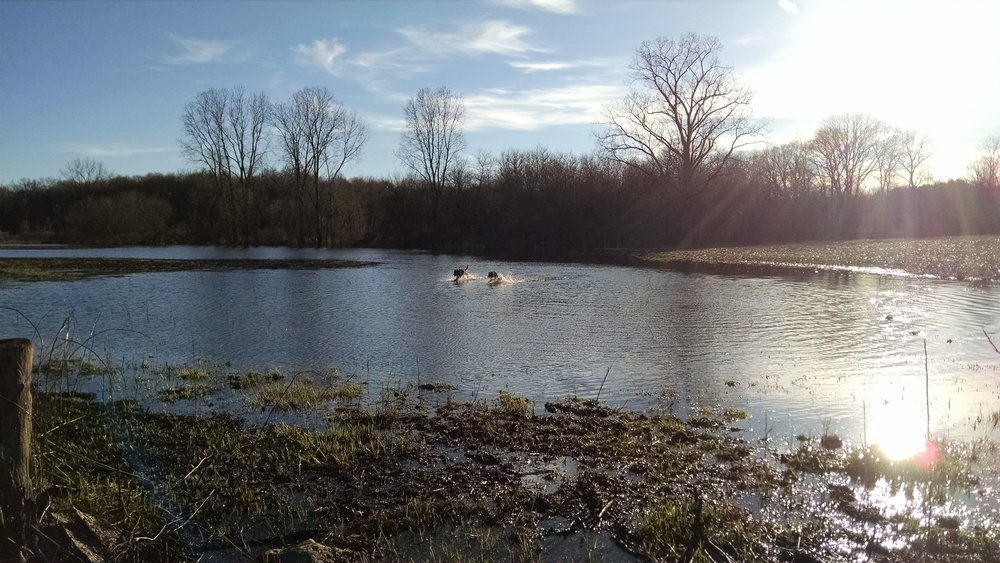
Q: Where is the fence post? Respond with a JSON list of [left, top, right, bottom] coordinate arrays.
[[0, 338, 33, 562]]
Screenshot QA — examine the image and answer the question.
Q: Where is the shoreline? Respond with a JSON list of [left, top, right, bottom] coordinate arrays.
[[2, 235, 999, 284], [28, 373, 1000, 562]]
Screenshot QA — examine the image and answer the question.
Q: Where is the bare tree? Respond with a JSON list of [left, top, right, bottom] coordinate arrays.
[[180, 87, 268, 244], [874, 128, 905, 193], [271, 86, 369, 246], [751, 141, 817, 199], [325, 110, 370, 245], [60, 158, 111, 185], [395, 86, 467, 219], [969, 135, 1000, 190], [810, 114, 888, 197], [473, 149, 498, 189], [598, 33, 763, 204], [899, 131, 933, 188]]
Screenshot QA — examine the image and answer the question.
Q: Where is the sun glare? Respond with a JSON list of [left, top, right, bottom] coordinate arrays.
[[866, 397, 928, 461], [752, 0, 1000, 179]]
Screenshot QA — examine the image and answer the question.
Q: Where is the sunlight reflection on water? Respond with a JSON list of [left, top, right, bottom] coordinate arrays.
[[1, 245, 998, 450]]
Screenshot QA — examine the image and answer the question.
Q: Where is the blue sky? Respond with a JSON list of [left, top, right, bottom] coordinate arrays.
[[2, 0, 998, 185]]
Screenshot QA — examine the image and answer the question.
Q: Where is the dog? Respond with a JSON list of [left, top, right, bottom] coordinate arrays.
[[453, 266, 470, 281], [487, 271, 499, 281]]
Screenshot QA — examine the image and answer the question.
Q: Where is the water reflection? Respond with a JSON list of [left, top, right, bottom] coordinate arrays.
[[1, 246, 999, 448], [864, 393, 929, 461]]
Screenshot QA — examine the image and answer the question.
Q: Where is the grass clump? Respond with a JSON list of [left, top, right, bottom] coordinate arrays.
[[227, 370, 281, 389], [633, 496, 766, 562], [250, 376, 360, 410], [38, 356, 116, 377], [178, 367, 210, 381], [495, 390, 532, 417], [157, 383, 213, 403], [271, 415, 411, 468], [723, 407, 748, 421]]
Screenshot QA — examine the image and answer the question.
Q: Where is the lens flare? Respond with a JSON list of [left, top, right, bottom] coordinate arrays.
[[866, 396, 929, 462]]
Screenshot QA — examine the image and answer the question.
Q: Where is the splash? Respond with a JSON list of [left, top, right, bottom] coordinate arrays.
[[488, 272, 517, 285]]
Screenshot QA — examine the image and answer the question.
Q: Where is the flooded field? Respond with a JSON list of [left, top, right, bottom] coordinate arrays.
[[2, 237, 1000, 560]]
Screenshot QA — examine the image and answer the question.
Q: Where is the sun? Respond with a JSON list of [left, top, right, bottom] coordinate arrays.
[[865, 392, 928, 461]]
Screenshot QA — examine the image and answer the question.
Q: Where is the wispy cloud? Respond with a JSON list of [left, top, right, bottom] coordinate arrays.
[[777, 0, 799, 14], [293, 38, 348, 75], [398, 20, 542, 57], [164, 33, 234, 65], [507, 58, 616, 73], [464, 84, 622, 131], [489, 0, 579, 14], [57, 143, 176, 158], [508, 61, 574, 73]]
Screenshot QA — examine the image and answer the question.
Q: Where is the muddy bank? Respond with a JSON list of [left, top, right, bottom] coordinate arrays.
[[0, 257, 376, 282], [640, 235, 1000, 283], [25, 372, 1000, 562]]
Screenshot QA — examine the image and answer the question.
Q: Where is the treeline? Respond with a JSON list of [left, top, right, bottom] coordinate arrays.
[[2, 151, 998, 251], [4, 34, 1000, 253]]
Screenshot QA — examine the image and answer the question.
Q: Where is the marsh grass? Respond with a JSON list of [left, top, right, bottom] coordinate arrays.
[[496, 390, 532, 417], [30, 394, 189, 561], [227, 370, 280, 390], [634, 496, 765, 562], [250, 375, 361, 410], [157, 384, 214, 403], [22, 363, 1000, 562], [178, 368, 210, 381], [38, 356, 116, 377]]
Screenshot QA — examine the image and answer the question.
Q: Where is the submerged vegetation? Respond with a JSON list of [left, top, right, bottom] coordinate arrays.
[[0, 256, 375, 283], [22, 361, 1000, 562]]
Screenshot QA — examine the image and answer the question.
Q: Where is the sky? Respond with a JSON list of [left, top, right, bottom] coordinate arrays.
[[1, 0, 999, 185]]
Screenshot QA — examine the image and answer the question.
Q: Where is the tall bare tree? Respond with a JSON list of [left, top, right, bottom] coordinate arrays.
[[599, 33, 763, 204], [271, 86, 369, 246], [810, 114, 888, 197], [969, 135, 1000, 190], [60, 158, 111, 186], [899, 131, 933, 188], [180, 87, 268, 244], [395, 86, 467, 220], [874, 128, 905, 193]]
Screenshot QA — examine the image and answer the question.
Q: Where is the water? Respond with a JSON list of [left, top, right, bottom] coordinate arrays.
[[1, 245, 999, 452]]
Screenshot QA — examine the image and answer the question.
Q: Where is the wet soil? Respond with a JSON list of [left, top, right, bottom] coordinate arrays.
[[26, 388, 1000, 562]]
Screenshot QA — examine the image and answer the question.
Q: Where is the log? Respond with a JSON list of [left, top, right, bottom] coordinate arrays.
[[0, 338, 33, 561]]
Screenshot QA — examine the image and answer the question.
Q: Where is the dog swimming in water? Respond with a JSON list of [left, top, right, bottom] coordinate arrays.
[[487, 271, 512, 284], [453, 266, 471, 282]]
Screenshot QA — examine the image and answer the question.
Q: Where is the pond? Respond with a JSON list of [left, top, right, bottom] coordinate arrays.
[[2, 245, 999, 459]]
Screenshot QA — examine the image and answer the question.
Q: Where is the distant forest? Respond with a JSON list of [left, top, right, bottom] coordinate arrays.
[[3, 33, 999, 253], [2, 161, 998, 253]]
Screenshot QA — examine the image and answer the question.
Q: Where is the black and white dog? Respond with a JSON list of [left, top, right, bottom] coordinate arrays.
[[453, 266, 471, 281]]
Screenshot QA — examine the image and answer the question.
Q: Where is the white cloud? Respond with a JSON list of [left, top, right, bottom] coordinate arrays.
[[58, 143, 176, 158], [489, 0, 579, 14], [398, 20, 542, 57], [508, 58, 616, 73], [508, 61, 574, 73], [293, 38, 348, 75], [777, 0, 799, 14], [164, 33, 233, 65], [464, 84, 623, 131]]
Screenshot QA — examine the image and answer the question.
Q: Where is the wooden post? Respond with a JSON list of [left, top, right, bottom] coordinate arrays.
[[0, 338, 33, 561]]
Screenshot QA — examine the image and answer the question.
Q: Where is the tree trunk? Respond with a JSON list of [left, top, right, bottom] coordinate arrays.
[[0, 338, 33, 562]]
